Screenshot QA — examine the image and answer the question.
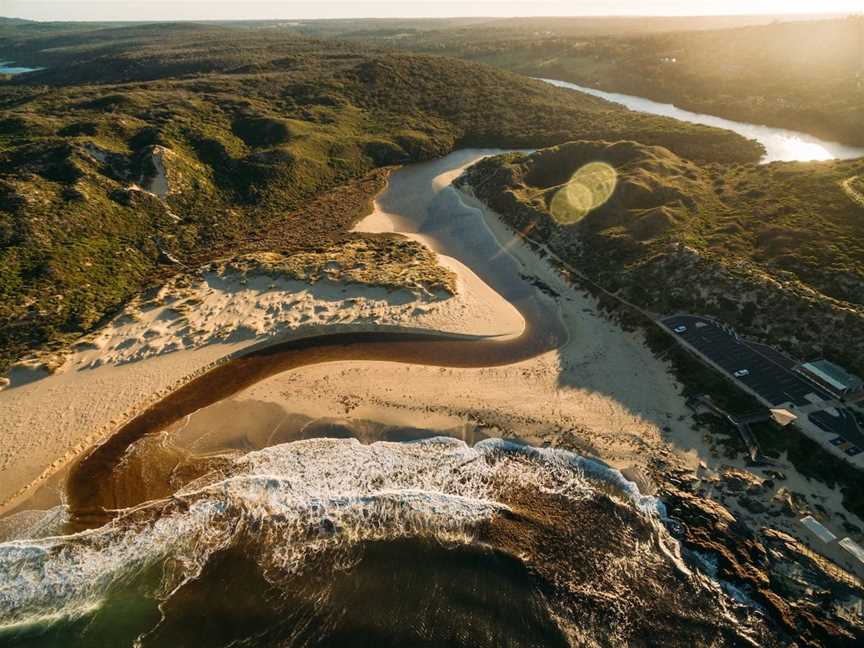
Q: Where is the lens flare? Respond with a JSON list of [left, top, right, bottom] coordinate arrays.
[[550, 162, 617, 224]]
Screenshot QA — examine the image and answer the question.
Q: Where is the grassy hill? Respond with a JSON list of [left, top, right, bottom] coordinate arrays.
[[367, 16, 864, 148], [459, 141, 864, 374], [0, 22, 762, 371], [280, 15, 823, 42]]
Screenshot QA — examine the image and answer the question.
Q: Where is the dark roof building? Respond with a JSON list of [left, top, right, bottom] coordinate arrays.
[[796, 359, 864, 398]]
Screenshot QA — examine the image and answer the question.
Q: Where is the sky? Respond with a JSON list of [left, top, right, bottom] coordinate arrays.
[[3, 1, 861, 22]]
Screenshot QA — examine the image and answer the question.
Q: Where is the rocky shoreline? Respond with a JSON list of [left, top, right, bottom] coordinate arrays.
[[660, 473, 864, 646]]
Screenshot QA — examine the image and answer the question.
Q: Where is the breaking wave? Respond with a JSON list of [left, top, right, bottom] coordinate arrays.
[[0, 437, 759, 647]]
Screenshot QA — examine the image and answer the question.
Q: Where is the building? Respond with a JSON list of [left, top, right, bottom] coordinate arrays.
[[769, 408, 797, 427], [796, 359, 864, 399]]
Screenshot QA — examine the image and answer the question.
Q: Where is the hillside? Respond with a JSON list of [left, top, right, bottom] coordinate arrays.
[[283, 15, 811, 41], [377, 16, 864, 148], [458, 141, 864, 374], [0, 23, 762, 371]]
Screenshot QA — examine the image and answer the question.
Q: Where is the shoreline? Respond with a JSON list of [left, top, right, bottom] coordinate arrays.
[[456, 177, 864, 580], [3, 149, 864, 583], [0, 220, 524, 515], [0, 324, 519, 517]]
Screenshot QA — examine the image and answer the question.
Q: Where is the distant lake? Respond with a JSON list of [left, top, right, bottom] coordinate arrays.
[[0, 62, 40, 75], [542, 78, 864, 163]]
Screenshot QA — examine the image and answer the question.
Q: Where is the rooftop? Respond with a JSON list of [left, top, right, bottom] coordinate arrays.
[[801, 360, 864, 392]]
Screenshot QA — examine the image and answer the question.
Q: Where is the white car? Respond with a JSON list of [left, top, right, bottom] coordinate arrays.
[[733, 369, 750, 378], [673, 325, 687, 334]]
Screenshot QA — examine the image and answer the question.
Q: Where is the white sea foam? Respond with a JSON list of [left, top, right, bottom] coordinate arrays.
[[0, 437, 663, 632]]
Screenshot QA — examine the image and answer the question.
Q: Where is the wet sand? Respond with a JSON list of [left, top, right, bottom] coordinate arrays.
[[63, 150, 686, 517], [0, 154, 523, 513], [5, 149, 864, 582], [66, 323, 563, 519]]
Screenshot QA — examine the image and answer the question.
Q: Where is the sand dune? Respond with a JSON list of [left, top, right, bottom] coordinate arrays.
[[3, 151, 863, 583], [0, 236, 522, 512]]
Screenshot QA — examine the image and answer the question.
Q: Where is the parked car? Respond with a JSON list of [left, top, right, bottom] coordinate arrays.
[[673, 325, 687, 333], [733, 369, 750, 378]]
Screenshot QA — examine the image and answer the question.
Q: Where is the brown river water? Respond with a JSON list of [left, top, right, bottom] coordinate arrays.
[[0, 150, 780, 648]]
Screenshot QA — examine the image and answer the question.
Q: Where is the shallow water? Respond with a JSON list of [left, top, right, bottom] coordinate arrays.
[[0, 151, 773, 646], [543, 78, 864, 163]]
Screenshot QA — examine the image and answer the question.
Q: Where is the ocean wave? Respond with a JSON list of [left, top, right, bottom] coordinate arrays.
[[0, 437, 668, 640]]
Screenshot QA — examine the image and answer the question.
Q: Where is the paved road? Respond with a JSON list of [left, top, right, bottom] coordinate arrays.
[[662, 315, 864, 453]]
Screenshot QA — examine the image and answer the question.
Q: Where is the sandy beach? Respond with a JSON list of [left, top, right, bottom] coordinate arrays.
[[2, 150, 863, 580], [173, 152, 864, 576], [221, 160, 695, 481], [0, 227, 521, 513]]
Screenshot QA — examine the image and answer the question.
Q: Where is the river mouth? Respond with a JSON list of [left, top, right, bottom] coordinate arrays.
[[64, 324, 565, 523], [63, 149, 567, 522], [0, 150, 777, 646]]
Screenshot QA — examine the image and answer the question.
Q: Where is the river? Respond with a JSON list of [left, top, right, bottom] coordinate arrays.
[[63, 150, 571, 520], [0, 150, 775, 647], [542, 78, 864, 163]]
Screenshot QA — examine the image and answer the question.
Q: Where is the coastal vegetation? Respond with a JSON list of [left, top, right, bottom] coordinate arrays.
[[1, 15, 863, 647], [460, 140, 864, 521], [0, 21, 762, 372], [459, 141, 864, 375], [363, 15, 864, 147]]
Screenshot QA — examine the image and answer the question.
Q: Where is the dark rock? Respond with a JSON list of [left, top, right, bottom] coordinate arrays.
[[738, 495, 768, 514], [662, 484, 864, 646]]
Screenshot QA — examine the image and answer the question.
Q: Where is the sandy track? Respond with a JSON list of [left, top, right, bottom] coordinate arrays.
[[842, 175, 864, 209]]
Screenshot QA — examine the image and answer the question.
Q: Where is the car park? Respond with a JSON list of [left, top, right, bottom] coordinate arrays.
[[663, 315, 864, 456]]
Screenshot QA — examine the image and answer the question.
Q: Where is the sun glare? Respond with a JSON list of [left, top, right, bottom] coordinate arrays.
[[550, 162, 617, 224]]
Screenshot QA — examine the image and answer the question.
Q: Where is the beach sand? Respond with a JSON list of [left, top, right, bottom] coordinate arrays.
[[0, 237, 521, 512], [230, 178, 694, 484], [2, 152, 862, 581]]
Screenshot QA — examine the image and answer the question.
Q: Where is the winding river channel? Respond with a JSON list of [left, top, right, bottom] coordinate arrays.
[[55, 95, 864, 519], [4, 84, 863, 646], [65, 150, 567, 521], [543, 78, 864, 163], [5, 150, 732, 648]]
